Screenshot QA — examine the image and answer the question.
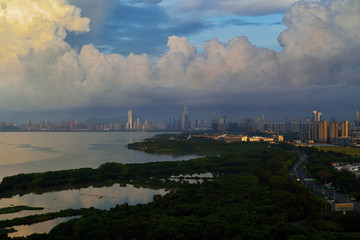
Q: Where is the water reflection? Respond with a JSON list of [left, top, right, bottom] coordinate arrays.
[[7, 216, 81, 238], [0, 183, 167, 221], [169, 173, 214, 184], [0, 132, 198, 180]]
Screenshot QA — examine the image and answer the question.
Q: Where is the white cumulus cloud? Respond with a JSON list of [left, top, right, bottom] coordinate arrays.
[[0, 0, 359, 113]]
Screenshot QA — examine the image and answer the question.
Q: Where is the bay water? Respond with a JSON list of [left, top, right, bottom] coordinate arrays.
[[0, 132, 195, 180], [0, 131, 195, 236]]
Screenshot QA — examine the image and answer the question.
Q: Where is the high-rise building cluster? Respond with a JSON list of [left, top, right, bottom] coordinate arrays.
[[299, 110, 359, 145], [126, 109, 152, 131]]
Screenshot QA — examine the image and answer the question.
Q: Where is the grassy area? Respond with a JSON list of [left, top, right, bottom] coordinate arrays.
[[315, 146, 360, 157], [0, 206, 44, 215]]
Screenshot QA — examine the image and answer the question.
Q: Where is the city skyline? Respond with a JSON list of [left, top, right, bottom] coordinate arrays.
[[0, 0, 360, 120], [2, 106, 360, 145], [2, 107, 360, 129]]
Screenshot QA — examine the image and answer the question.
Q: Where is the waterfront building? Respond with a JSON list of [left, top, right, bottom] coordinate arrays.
[[126, 109, 133, 130], [137, 118, 140, 130]]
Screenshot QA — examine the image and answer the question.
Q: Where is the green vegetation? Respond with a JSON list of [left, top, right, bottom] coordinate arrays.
[[0, 228, 16, 240], [0, 206, 44, 215], [2, 137, 360, 239], [303, 147, 360, 198], [127, 134, 229, 155], [0, 209, 88, 229], [0, 141, 294, 195], [306, 213, 360, 232]]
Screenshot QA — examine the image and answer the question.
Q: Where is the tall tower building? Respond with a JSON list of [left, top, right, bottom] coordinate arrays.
[[341, 120, 349, 138], [356, 110, 360, 126], [136, 118, 140, 130], [182, 105, 189, 130], [126, 109, 133, 130], [318, 121, 328, 142], [310, 123, 318, 141], [313, 110, 318, 122], [317, 112, 322, 122], [329, 121, 338, 141]]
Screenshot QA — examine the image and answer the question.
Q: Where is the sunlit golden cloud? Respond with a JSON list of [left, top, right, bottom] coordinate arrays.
[[0, 0, 89, 65]]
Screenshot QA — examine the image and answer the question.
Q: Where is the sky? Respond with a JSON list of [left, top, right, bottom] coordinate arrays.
[[0, 0, 360, 123]]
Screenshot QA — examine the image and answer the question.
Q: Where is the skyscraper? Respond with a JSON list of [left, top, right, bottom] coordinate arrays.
[[126, 109, 132, 130], [318, 121, 328, 142], [317, 112, 322, 122], [356, 110, 360, 126], [313, 110, 317, 122], [329, 121, 338, 141], [341, 120, 349, 138], [182, 105, 189, 130], [310, 120, 328, 142], [136, 118, 140, 130]]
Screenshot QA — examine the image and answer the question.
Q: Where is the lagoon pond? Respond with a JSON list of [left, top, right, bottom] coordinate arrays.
[[1, 183, 168, 237]]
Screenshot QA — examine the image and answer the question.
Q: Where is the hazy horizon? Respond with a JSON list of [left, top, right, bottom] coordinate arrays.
[[1, 105, 358, 125]]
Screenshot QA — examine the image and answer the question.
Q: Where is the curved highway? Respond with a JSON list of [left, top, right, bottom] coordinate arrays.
[[289, 153, 360, 212]]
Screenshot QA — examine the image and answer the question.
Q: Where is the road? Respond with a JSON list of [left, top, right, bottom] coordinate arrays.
[[289, 153, 360, 212]]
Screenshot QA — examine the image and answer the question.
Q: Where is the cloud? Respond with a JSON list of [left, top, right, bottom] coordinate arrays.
[[129, 0, 163, 4], [0, 0, 360, 118], [278, 0, 360, 86], [222, 19, 263, 26], [0, 0, 89, 108], [66, 1, 210, 56], [0, 0, 89, 66], [164, 0, 317, 19]]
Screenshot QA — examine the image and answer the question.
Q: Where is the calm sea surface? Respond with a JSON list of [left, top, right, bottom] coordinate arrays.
[[0, 131, 194, 237], [0, 132, 196, 180]]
